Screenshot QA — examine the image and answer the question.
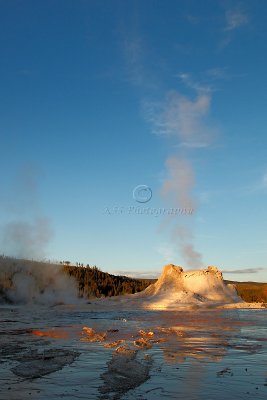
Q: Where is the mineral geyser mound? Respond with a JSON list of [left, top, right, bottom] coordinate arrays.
[[139, 264, 241, 309]]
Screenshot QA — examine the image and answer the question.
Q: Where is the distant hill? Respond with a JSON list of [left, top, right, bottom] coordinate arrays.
[[225, 280, 267, 303]]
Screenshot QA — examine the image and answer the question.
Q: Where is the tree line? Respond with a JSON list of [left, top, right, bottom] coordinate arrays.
[[233, 282, 267, 303], [63, 265, 154, 298]]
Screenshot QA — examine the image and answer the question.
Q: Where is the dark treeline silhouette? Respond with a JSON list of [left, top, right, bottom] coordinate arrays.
[[63, 265, 154, 298]]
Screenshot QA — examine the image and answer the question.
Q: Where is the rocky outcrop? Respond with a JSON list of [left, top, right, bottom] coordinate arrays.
[[140, 264, 241, 308]]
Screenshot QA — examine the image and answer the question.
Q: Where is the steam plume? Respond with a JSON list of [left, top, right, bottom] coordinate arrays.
[[0, 164, 79, 304], [161, 157, 203, 268], [161, 158, 195, 210], [2, 217, 52, 260], [172, 225, 203, 268], [145, 86, 216, 268], [0, 256, 79, 305]]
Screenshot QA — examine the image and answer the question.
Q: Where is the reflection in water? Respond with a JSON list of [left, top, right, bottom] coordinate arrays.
[[32, 328, 69, 339], [0, 306, 267, 399], [154, 309, 242, 363]]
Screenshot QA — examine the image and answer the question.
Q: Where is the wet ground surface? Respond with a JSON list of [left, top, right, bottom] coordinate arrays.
[[0, 304, 267, 399]]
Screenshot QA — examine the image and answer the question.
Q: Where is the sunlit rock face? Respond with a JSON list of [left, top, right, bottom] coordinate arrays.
[[142, 264, 241, 308]]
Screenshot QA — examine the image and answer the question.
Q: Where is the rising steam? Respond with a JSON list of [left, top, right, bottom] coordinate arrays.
[[2, 217, 52, 260], [145, 84, 216, 268], [160, 157, 203, 268], [0, 165, 79, 304], [0, 256, 79, 305], [161, 158, 195, 210], [0, 165, 53, 260]]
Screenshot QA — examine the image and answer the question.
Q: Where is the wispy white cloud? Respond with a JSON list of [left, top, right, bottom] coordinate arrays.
[[206, 67, 246, 81], [142, 70, 219, 148], [123, 36, 157, 89], [224, 8, 248, 31], [206, 67, 228, 79], [185, 14, 201, 25], [114, 270, 158, 279], [143, 90, 216, 148], [262, 172, 267, 188], [123, 37, 144, 86], [219, 6, 249, 49], [177, 72, 213, 93], [255, 171, 267, 191], [243, 170, 267, 194], [223, 267, 264, 274]]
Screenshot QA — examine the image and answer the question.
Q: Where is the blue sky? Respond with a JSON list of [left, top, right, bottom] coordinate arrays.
[[1, 0, 267, 281]]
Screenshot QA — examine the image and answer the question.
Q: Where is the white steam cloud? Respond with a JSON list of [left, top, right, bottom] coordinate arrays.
[[0, 165, 53, 260], [2, 217, 52, 260], [144, 84, 216, 268], [0, 257, 79, 305], [0, 165, 80, 304], [172, 225, 203, 268], [161, 158, 195, 210], [160, 158, 203, 268], [144, 90, 215, 148]]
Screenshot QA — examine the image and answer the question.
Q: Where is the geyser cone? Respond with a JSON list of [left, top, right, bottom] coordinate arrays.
[[142, 264, 241, 308]]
